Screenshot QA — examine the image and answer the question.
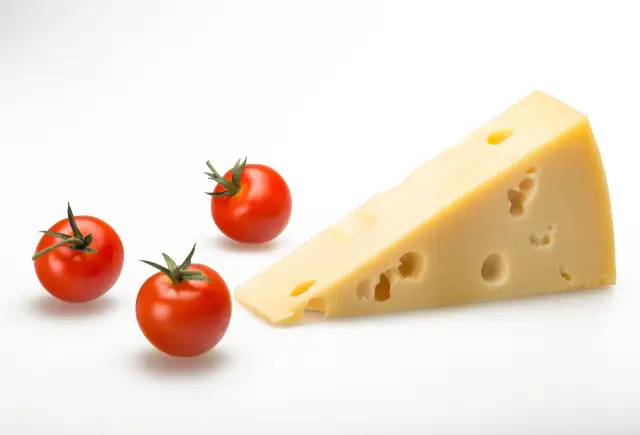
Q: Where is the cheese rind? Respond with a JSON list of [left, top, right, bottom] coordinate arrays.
[[235, 91, 616, 325]]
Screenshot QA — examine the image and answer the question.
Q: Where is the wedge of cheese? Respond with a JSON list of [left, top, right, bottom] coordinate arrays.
[[236, 91, 616, 325]]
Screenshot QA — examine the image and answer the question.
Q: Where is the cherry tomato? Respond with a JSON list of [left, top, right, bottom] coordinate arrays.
[[205, 158, 292, 244], [136, 244, 232, 357], [32, 203, 124, 303]]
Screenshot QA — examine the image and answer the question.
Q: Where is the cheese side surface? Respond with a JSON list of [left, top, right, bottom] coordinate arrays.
[[235, 91, 616, 325]]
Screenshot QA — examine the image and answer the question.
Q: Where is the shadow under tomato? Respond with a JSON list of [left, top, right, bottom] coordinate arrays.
[[134, 347, 231, 376], [210, 234, 286, 253], [27, 294, 119, 318]]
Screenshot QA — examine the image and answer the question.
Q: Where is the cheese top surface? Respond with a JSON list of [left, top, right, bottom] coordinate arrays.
[[235, 91, 615, 325]]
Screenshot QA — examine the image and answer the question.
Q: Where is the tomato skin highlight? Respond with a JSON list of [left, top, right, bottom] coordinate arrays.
[[34, 216, 124, 303], [135, 264, 232, 357], [210, 164, 292, 244]]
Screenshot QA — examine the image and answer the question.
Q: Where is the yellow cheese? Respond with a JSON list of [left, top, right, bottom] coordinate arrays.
[[235, 91, 616, 325]]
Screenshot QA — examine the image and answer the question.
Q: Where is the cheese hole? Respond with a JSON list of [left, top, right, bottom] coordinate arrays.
[[529, 223, 556, 248], [529, 233, 553, 248], [398, 252, 422, 279], [306, 298, 326, 312], [486, 129, 513, 145], [507, 188, 525, 217], [519, 176, 536, 192], [481, 253, 508, 285], [374, 273, 391, 302], [508, 168, 539, 217], [291, 280, 316, 297], [560, 266, 572, 282]]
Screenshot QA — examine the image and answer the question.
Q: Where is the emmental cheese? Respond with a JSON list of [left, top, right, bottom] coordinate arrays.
[[235, 91, 616, 325]]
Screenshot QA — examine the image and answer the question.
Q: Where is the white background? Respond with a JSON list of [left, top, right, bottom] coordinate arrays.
[[1, 1, 639, 434]]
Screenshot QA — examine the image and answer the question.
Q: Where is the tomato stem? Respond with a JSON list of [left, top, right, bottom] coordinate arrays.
[[31, 203, 97, 260], [67, 202, 83, 239], [204, 158, 247, 197], [31, 237, 84, 260], [140, 243, 212, 284]]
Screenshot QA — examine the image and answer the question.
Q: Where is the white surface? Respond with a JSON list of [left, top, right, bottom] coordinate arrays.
[[1, 1, 639, 434]]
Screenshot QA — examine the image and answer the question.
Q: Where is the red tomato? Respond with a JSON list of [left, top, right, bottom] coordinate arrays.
[[205, 158, 292, 244], [32, 203, 124, 303], [136, 244, 232, 357]]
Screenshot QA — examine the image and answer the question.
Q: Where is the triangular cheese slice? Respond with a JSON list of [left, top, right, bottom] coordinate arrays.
[[235, 91, 616, 325]]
